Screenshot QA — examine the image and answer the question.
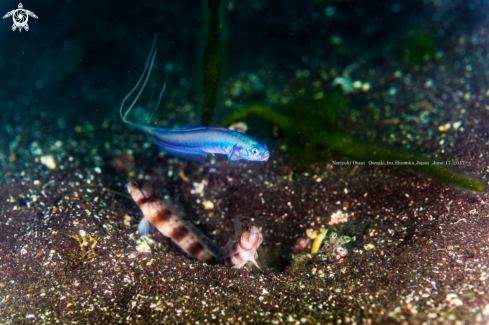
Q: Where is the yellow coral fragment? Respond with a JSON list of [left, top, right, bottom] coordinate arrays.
[[311, 229, 328, 254]]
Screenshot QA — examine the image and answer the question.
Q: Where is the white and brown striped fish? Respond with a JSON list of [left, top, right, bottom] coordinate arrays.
[[219, 216, 263, 270], [126, 181, 222, 263]]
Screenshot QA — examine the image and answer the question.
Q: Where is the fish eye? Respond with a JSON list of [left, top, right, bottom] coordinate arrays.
[[131, 181, 139, 187], [251, 148, 260, 156]]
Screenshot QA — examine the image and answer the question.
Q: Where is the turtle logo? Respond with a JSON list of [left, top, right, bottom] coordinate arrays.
[[3, 3, 38, 32]]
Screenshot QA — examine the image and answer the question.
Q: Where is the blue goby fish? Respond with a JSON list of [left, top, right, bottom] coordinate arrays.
[[119, 36, 270, 164]]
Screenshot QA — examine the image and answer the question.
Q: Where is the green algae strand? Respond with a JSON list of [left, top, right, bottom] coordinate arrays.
[[201, 0, 227, 126]]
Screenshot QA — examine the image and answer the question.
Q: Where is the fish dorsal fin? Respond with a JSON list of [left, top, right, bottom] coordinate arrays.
[[180, 220, 223, 258], [217, 239, 242, 260], [234, 215, 243, 240], [164, 198, 223, 258], [216, 216, 245, 260], [163, 199, 186, 218], [222, 239, 235, 253], [181, 123, 206, 130], [207, 126, 232, 132]]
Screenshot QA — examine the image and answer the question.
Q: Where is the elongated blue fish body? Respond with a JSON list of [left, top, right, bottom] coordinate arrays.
[[120, 36, 270, 164], [129, 121, 270, 163]]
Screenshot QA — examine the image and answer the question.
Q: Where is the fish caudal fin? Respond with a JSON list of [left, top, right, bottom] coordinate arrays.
[[120, 35, 158, 124], [126, 121, 155, 134]]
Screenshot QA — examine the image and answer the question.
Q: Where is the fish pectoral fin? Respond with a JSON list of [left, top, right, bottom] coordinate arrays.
[[227, 144, 241, 163], [138, 218, 153, 236], [249, 257, 262, 271], [232, 260, 248, 269], [156, 144, 208, 163]]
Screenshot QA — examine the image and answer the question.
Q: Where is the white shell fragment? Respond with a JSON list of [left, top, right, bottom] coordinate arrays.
[[40, 155, 57, 169]]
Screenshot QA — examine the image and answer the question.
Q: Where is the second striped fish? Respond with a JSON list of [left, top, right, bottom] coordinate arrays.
[[126, 181, 222, 263]]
